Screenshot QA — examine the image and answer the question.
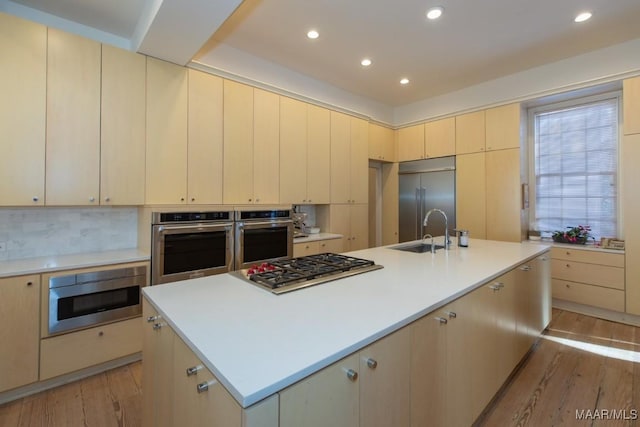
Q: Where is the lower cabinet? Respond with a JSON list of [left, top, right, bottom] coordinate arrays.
[[293, 238, 343, 257], [0, 275, 40, 393], [329, 204, 369, 252]]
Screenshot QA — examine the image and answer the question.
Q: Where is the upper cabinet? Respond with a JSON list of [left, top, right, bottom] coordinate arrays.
[[46, 28, 101, 206], [145, 57, 188, 205], [485, 103, 521, 151], [187, 69, 224, 205], [456, 110, 486, 155], [252, 88, 280, 204], [623, 77, 640, 135], [369, 123, 395, 162], [397, 118, 455, 161], [0, 14, 46, 206], [101, 45, 146, 205], [306, 105, 331, 204], [330, 112, 368, 204], [280, 97, 308, 204]]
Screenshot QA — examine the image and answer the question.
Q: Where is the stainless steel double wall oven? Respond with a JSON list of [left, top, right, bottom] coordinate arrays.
[[151, 209, 293, 285]]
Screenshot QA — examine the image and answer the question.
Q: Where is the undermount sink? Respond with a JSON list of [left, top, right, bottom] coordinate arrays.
[[390, 243, 444, 253]]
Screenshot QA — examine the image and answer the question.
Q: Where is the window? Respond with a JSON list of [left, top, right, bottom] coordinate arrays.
[[529, 94, 619, 240]]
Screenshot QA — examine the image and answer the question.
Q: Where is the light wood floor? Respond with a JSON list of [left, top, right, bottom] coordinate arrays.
[[1, 309, 639, 426]]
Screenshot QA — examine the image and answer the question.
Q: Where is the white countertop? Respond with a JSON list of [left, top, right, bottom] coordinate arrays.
[[293, 232, 342, 243], [524, 238, 625, 254], [143, 238, 548, 408], [0, 248, 150, 278]]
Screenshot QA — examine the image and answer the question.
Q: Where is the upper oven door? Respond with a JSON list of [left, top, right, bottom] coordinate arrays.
[[235, 219, 293, 270], [152, 222, 234, 285]]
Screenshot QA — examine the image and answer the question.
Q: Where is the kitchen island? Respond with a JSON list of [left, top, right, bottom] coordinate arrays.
[[142, 238, 550, 426]]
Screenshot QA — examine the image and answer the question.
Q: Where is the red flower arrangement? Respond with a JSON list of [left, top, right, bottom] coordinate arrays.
[[552, 225, 593, 244]]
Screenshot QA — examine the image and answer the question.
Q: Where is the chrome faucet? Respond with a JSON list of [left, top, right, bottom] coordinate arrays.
[[423, 209, 450, 250]]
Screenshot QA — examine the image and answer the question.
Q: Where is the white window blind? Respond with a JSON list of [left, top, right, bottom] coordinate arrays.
[[533, 97, 618, 240]]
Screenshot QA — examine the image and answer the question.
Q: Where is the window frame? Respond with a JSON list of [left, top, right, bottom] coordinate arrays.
[[526, 90, 623, 239]]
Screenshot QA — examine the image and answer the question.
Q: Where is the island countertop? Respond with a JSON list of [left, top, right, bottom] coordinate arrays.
[[142, 238, 548, 408]]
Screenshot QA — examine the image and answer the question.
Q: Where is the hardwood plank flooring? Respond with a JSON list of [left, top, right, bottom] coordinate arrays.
[[1, 310, 639, 426]]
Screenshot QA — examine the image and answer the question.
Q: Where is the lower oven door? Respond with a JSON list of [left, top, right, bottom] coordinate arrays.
[[235, 219, 294, 270], [48, 267, 147, 336], [151, 222, 234, 285]]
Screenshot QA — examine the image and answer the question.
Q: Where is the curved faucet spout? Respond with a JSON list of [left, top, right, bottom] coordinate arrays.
[[423, 208, 450, 250]]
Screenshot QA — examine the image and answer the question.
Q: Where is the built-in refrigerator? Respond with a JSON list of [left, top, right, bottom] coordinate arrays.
[[399, 156, 456, 243]]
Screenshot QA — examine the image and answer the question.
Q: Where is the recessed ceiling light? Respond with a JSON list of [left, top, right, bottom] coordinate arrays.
[[574, 12, 592, 23], [307, 30, 319, 39], [361, 58, 372, 67], [426, 6, 444, 20], [400, 78, 410, 85]]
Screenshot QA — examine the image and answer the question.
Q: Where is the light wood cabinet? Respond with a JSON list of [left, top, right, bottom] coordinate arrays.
[[280, 97, 308, 204], [101, 45, 146, 205], [0, 14, 46, 206], [623, 77, 640, 135], [381, 163, 400, 245], [369, 123, 395, 161], [623, 134, 640, 314], [485, 103, 521, 151], [146, 57, 188, 205], [455, 110, 485, 154], [397, 124, 425, 162], [486, 148, 522, 242], [46, 28, 101, 206], [330, 204, 369, 252], [0, 275, 40, 392], [293, 239, 343, 257], [306, 105, 331, 204], [455, 152, 487, 239], [187, 69, 224, 204], [424, 117, 456, 158], [330, 112, 369, 204], [551, 247, 626, 312], [253, 88, 280, 204]]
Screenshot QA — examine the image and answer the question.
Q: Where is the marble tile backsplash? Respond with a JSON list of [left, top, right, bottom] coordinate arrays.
[[0, 208, 137, 261]]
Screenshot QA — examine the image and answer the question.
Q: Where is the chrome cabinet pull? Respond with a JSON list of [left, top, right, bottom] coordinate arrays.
[[435, 317, 448, 324], [186, 365, 203, 376], [366, 358, 378, 369], [346, 369, 358, 381], [447, 311, 457, 319], [520, 265, 532, 271], [196, 379, 217, 393], [152, 322, 165, 330], [147, 315, 160, 323]]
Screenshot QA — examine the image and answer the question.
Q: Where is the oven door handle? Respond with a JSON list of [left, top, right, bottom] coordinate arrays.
[[237, 220, 293, 228], [155, 223, 234, 233]]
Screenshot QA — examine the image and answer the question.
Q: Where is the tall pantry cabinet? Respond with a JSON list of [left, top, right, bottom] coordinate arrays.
[[0, 13, 46, 206]]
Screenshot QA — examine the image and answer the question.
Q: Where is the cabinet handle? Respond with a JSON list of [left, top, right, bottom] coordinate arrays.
[[152, 322, 165, 330], [308, 199, 312, 203], [191, 197, 195, 202], [566, 284, 571, 288], [566, 263, 571, 268], [98, 331, 104, 337], [89, 197, 95, 203], [435, 317, 448, 324], [33, 196, 39, 202], [256, 198, 260, 202], [186, 365, 203, 376], [540, 256, 548, 261], [489, 284, 501, 291], [366, 358, 378, 369], [566, 251, 571, 255], [520, 265, 531, 271], [27, 281, 33, 286], [147, 315, 160, 323], [303, 199, 307, 203], [447, 311, 457, 319], [346, 369, 358, 382], [196, 380, 217, 393]]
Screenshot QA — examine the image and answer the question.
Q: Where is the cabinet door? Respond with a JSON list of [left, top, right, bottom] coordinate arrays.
[[280, 353, 359, 427], [330, 111, 351, 203], [368, 123, 395, 161], [319, 238, 343, 253], [350, 204, 369, 251], [623, 135, 640, 314], [411, 312, 447, 427], [280, 97, 307, 204], [329, 204, 351, 251], [424, 117, 455, 158], [224, 80, 254, 204], [485, 103, 521, 151], [142, 300, 175, 427], [293, 241, 320, 257], [307, 105, 331, 204], [456, 153, 486, 239], [101, 45, 146, 205], [623, 77, 640, 135], [350, 117, 369, 203], [253, 89, 280, 204], [0, 275, 40, 392], [493, 271, 518, 384], [360, 328, 411, 427], [146, 57, 188, 204], [381, 163, 400, 245], [397, 124, 424, 161], [46, 28, 101, 205], [0, 14, 46, 206], [486, 148, 521, 242], [455, 110, 485, 154], [187, 70, 223, 204]]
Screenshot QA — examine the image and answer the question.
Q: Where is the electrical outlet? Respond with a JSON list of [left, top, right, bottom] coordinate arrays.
[[0, 241, 6, 252]]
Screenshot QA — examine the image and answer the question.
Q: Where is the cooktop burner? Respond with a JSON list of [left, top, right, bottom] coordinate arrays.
[[232, 253, 383, 294]]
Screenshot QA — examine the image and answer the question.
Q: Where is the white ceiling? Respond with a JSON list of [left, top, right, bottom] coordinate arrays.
[[3, 0, 640, 108]]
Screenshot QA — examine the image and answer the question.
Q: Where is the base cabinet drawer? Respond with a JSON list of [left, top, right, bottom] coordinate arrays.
[[550, 247, 624, 267], [293, 241, 320, 257], [551, 259, 624, 290], [552, 279, 625, 312], [40, 317, 142, 380], [318, 239, 343, 253]]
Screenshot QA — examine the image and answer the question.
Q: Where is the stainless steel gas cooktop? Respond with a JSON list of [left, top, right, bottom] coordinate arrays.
[[232, 253, 383, 294]]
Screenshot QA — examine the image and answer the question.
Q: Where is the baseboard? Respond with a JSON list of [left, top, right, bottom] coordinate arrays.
[[0, 352, 141, 405], [553, 298, 640, 327]]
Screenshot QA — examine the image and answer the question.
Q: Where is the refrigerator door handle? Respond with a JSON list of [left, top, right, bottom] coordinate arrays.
[[415, 188, 420, 239], [421, 187, 427, 239]]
